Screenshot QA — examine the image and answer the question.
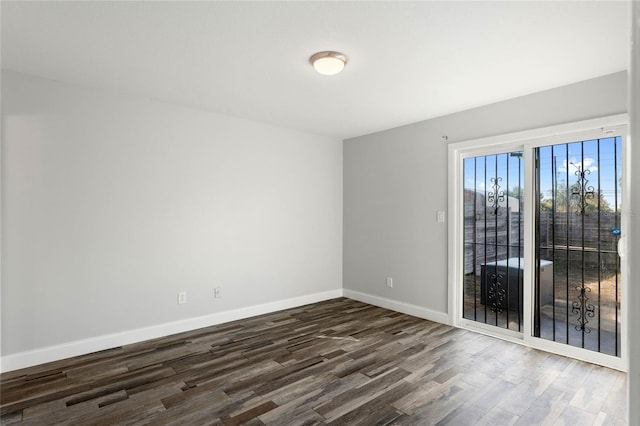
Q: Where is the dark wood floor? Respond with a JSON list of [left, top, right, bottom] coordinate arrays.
[[0, 298, 627, 425]]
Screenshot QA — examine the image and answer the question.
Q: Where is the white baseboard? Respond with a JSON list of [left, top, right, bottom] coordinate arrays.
[[1, 289, 448, 373], [0, 289, 343, 373], [342, 289, 449, 325]]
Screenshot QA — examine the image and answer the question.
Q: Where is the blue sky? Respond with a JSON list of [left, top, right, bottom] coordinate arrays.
[[463, 137, 622, 211], [537, 137, 622, 210]]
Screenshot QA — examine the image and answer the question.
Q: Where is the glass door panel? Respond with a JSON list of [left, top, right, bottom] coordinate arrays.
[[535, 137, 622, 357], [463, 152, 524, 332]]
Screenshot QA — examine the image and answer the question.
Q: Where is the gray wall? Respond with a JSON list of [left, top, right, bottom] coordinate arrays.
[[1, 71, 343, 356], [344, 71, 627, 315]]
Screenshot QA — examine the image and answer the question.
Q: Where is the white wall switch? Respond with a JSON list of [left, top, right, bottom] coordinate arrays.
[[178, 291, 187, 304], [386, 277, 393, 288], [214, 287, 222, 298], [437, 210, 446, 223]]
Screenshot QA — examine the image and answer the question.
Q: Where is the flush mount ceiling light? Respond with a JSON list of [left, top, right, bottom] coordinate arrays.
[[310, 51, 347, 76]]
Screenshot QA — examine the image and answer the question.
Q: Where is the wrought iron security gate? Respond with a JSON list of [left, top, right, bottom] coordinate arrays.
[[462, 152, 524, 332], [534, 137, 622, 357]]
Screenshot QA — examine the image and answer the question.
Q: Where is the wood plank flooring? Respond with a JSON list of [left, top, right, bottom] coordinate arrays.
[[0, 298, 627, 425]]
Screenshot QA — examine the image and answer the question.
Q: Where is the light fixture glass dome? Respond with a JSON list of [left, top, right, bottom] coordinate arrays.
[[310, 51, 347, 76]]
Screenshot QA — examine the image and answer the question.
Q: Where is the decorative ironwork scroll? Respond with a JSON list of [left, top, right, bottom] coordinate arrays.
[[570, 164, 595, 215], [487, 177, 505, 216], [488, 273, 506, 313], [571, 285, 595, 333]]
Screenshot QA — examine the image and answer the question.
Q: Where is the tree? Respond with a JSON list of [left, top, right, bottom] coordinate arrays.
[[539, 182, 613, 214], [506, 185, 523, 199]]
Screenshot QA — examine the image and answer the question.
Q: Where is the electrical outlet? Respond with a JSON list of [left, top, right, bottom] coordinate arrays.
[[178, 291, 187, 304], [386, 277, 393, 288], [214, 287, 222, 299]]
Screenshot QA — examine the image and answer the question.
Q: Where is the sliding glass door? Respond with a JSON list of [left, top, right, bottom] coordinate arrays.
[[453, 120, 626, 366], [534, 137, 622, 357]]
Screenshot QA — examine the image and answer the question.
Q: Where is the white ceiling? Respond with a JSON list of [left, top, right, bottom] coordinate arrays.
[[1, 1, 630, 139]]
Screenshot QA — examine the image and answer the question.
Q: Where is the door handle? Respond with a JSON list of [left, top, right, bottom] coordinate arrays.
[[618, 236, 626, 258]]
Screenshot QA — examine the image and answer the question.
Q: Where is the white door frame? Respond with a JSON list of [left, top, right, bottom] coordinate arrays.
[[447, 114, 629, 372]]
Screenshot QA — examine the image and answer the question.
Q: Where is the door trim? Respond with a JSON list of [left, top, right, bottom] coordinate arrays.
[[447, 114, 629, 371]]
